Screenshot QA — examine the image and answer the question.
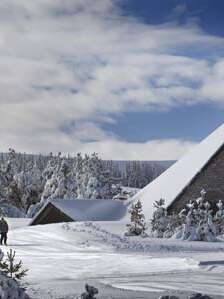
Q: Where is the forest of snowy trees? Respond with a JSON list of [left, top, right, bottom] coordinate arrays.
[[0, 149, 171, 217]]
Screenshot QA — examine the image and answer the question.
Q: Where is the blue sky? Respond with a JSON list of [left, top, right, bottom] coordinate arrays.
[[119, 0, 224, 37], [102, 103, 224, 143], [0, 0, 223, 160], [112, 0, 224, 144]]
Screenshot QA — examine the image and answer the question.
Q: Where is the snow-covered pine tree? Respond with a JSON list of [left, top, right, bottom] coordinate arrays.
[[151, 198, 169, 238], [14, 161, 44, 212], [27, 156, 76, 217], [74, 153, 85, 199], [125, 200, 147, 237], [0, 249, 28, 280], [52, 159, 77, 199], [76, 153, 114, 200], [40, 158, 76, 202], [1, 149, 24, 209]]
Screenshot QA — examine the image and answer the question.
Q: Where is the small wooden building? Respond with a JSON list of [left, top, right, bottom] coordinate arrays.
[[30, 199, 127, 225]]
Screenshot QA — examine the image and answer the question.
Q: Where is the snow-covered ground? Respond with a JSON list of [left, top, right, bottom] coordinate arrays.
[[2, 218, 224, 298]]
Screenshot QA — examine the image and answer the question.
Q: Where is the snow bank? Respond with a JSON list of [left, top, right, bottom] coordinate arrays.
[[130, 123, 224, 219]]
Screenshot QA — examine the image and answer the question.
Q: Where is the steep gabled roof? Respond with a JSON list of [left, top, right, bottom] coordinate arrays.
[[130, 123, 224, 218], [30, 198, 127, 225]]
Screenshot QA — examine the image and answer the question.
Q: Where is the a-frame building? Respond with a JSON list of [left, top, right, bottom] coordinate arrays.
[[131, 123, 224, 218], [30, 198, 127, 225]]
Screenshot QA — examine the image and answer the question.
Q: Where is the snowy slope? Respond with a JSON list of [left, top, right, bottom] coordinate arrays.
[[5, 218, 224, 298], [130, 123, 224, 219]]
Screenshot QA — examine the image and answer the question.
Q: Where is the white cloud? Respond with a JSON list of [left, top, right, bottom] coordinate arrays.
[[200, 59, 224, 103], [0, 0, 223, 159], [78, 139, 196, 161]]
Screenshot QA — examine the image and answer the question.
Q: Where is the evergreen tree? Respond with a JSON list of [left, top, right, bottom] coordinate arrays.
[[0, 249, 28, 280], [151, 198, 170, 238], [125, 200, 147, 237], [76, 153, 114, 200]]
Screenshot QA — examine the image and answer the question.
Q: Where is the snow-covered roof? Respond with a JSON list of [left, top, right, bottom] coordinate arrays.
[[130, 123, 224, 219], [31, 199, 127, 224]]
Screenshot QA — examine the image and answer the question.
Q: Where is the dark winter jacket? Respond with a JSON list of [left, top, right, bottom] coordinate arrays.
[[0, 220, 9, 233]]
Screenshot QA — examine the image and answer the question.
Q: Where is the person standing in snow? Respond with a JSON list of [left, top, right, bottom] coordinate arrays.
[[0, 217, 9, 245]]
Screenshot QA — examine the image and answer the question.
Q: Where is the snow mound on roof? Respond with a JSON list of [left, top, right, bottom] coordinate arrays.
[[50, 199, 127, 221], [130, 123, 224, 219]]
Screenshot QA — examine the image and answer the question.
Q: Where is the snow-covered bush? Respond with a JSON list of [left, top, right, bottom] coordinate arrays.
[[214, 200, 224, 235], [189, 293, 213, 299], [174, 190, 217, 241], [159, 296, 179, 299], [151, 198, 183, 238], [125, 200, 147, 237], [159, 295, 213, 299], [0, 273, 30, 299], [77, 284, 99, 299], [151, 189, 222, 242]]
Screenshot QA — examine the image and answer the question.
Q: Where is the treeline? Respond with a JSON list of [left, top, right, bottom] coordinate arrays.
[[0, 149, 172, 217]]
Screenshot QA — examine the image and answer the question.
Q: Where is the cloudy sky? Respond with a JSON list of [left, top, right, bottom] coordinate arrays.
[[0, 0, 223, 160]]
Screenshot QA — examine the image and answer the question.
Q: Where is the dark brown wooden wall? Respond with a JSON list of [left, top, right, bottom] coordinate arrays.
[[168, 145, 224, 213], [31, 203, 73, 225]]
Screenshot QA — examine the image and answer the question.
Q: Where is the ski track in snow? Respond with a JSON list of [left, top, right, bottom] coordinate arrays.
[[2, 219, 224, 298], [65, 221, 224, 254]]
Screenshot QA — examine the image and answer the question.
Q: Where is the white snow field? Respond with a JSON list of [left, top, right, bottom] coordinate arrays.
[[131, 123, 224, 219], [2, 218, 224, 298]]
